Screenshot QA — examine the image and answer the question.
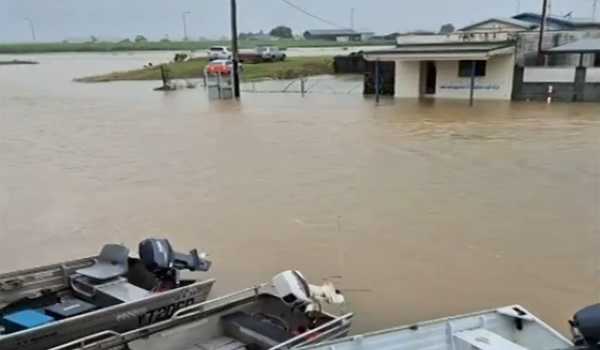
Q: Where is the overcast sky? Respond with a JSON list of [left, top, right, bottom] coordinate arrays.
[[0, 0, 595, 42]]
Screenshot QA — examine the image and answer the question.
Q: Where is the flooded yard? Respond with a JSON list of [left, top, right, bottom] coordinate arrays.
[[0, 52, 599, 334]]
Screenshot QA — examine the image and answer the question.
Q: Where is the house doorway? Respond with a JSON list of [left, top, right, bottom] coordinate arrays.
[[424, 61, 437, 95]]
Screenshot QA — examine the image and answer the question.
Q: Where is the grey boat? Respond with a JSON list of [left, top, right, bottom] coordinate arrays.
[[297, 305, 576, 350], [50, 270, 353, 350], [0, 238, 214, 350]]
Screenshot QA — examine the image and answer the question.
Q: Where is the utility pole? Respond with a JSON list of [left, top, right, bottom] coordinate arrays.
[[516, 0, 521, 14], [230, 0, 241, 98], [350, 8, 355, 30], [537, 0, 549, 65], [24, 18, 36, 41], [182, 11, 191, 41], [593, 0, 599, 22]]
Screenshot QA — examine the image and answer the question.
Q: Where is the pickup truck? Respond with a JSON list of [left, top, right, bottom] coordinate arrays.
[[239, 47, 286, 63]]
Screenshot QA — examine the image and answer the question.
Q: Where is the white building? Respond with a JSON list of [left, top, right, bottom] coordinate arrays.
[[364, 33, 517, 100]]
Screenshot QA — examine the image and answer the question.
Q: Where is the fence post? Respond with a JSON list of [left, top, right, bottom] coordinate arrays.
[[301, 78, 305, 97]]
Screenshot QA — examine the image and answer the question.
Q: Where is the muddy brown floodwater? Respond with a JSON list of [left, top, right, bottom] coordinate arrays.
[[0, 53, 599, 334]]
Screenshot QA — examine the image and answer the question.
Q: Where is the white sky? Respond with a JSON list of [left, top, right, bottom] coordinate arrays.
[[0, 0, 595, 42]]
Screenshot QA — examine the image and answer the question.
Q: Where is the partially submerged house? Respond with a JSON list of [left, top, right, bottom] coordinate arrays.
[[364, 33, 517, 100], [362, 12, 600, 102]]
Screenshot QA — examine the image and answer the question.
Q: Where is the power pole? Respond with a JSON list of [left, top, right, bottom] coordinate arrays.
[[516, 0, 521, 14], [24, 18, 36, 41], [350, 8, 355, 30], [182, 11, 191, 41], [230, 0, 241, 98], [537, 0, 549, 65], [594, 0, 599, 21]]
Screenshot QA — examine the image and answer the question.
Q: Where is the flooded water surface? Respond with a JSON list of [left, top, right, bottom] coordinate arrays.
[[1, 53, 599, 334]]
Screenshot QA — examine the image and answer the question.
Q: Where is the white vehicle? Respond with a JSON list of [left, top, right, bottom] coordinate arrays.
[[257, 47, 286, 61], [207, 46, 232, 61]]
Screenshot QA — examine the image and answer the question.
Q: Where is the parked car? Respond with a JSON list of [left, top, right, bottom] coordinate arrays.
[[207, 46, 232, 61], [257, 46, 286, 61], [204, 59, 242, 75]]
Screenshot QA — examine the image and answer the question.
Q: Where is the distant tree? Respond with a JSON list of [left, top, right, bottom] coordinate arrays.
[[160, 36, 170, 43], [119, 38, 132, 44], [269, 26, 293, 39], [134, 35, 148, 43], [89, 35, 98, 43], [439, 24, 455, 34]]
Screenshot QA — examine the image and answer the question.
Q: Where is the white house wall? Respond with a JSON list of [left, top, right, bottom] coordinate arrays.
[[390, 55, 514, 100], [435, 54, 515, 100], [394, 61, 421, 98]]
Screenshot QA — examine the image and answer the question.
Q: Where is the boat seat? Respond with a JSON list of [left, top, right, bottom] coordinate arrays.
[[454, 329, 529, 350], [76, 244, 129, 282], [190, 337, 247, 350], [222, 311, 292, 350]]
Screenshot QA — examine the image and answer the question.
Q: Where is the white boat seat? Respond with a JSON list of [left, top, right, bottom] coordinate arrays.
[[454, 329, 529, 350], [76, 244, 130, 282]]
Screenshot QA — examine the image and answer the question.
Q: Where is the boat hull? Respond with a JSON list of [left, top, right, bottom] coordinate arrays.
[[0, 279, 214, 350]]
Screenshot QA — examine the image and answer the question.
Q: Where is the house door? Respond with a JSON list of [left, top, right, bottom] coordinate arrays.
[[424, 61, 437, 95]]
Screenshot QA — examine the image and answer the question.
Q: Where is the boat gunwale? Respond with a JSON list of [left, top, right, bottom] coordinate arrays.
[[49, 284, 352, 350]]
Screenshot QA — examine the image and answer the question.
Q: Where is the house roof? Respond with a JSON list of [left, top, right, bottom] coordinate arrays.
[[547, 38, 600, 53], [364, 41, 516, 61], [460, 18, 537, 31], [513, 12, 600, 30]]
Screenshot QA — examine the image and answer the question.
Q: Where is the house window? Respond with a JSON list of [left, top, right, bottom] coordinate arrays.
[[458, 60, 487, 77], [595, 54, 600, 67]]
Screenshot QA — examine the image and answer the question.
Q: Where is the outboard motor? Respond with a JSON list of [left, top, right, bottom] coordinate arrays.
[[269, 270, 345, 312], [139, 238, 211, 286], [571, 304, 600, 349]]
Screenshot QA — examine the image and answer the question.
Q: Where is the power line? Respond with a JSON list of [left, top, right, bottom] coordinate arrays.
[[279, 0, 344, 28]]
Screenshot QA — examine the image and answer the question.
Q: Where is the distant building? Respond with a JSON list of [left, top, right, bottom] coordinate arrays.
[[459, 18, 538, 32], [459, 12, 600, 66], [303, 29, 373, 42], [243, 33, 279, 41]]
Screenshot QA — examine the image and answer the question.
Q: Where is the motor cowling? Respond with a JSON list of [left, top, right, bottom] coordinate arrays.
[[571, 304, 600, 348], [139, 238, 211, 273], [269, 270, 345, 311]]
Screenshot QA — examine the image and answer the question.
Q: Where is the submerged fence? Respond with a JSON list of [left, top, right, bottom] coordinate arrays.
[[241, 76, 363, 95], [513, 66, 600, 102]]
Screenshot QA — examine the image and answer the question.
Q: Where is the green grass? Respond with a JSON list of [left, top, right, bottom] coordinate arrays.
[[0, 39, 394, 54], [76, 56, 334, 83]]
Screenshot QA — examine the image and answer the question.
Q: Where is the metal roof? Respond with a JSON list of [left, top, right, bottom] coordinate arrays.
[[513, 13, 600, 29], [460, 18, 537, 31], [547, 38, 600, 53], [364, 41, 515, 61]]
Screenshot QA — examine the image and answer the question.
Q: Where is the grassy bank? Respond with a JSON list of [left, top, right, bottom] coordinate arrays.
[[76, 56, 334, 83], [0, 39, 394, 54]]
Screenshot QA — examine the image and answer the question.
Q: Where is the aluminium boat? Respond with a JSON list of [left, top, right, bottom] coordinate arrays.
[[0, 238, 214, 350]]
